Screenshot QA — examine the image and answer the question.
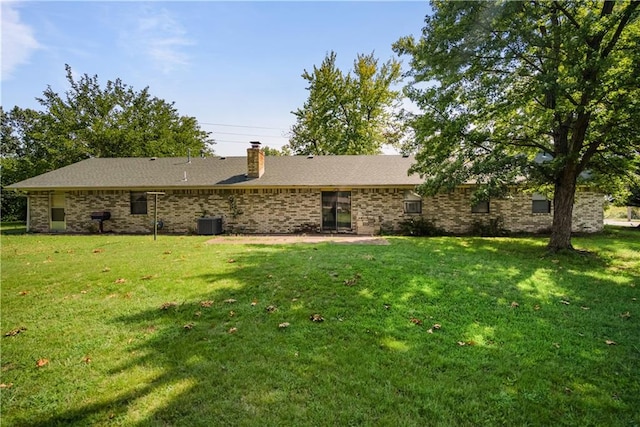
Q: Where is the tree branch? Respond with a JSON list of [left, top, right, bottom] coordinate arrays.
[[553, 1, 581, 30], [601, 1, 639, 59]]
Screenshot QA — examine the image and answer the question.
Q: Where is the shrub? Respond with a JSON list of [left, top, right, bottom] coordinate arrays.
[[398, 217, 444, 236], [471, 216, 509, 237]]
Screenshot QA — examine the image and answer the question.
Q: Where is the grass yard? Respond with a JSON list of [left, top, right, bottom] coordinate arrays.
[[1, 229, 639, 426]]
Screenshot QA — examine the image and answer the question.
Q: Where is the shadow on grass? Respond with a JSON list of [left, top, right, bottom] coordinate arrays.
[[27, 237, 639, 426], [0, 221, 27, 235]]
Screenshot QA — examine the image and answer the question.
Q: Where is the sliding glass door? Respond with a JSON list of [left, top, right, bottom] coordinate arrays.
[[322, 191, 351, 231]]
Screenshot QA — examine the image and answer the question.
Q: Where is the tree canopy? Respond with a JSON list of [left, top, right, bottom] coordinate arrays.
[[262, 145, 292, 156], [0, 65, 214, 220], [287, 51, 403, 155], [394, 1, 640, 250]]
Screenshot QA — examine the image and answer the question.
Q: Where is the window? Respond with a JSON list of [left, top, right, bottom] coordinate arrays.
[[404, 200, 422, 214], [472, 200, 490, 213], [130, 192, 148, 215], [532, 193, 551, 213], [404, 190, 422, 214]]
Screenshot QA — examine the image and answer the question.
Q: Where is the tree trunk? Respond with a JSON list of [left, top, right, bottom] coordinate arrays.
[[547, 171, 578, 252]]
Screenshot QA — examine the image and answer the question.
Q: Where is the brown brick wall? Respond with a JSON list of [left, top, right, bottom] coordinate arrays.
[[418, 188, 604, 234], [26, 187, 604, 235], [27, 192, 50, 232]]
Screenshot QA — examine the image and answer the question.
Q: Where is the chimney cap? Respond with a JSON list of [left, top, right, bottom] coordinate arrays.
[[250, 141, 261, 149]]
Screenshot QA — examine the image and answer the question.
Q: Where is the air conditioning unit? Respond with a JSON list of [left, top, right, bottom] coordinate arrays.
[[197, 217, 222, 235]]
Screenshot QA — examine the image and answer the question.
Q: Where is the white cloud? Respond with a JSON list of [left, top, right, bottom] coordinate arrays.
[[1, 2, 41, 80], [123, 7, 194, 74]]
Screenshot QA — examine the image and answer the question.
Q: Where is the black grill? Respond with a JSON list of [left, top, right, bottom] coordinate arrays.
[[90, 211, 111, 233]]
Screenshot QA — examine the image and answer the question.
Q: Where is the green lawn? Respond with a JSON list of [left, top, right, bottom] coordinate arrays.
[[1, 229, 638, 426]]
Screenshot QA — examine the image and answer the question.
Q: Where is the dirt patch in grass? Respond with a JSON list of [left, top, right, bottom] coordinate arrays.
[[205, 234, 389, 245]]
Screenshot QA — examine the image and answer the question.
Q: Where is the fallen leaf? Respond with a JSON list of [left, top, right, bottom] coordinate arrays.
[[534, 304, 541, 311], [279, 322, 290, 328], [163, 250, 172, 255], [410, 317, 423, 326], [457, 341, 467, 346], [433, 324, 442, 330], [383, 303, 391, 310], [427, 328, 433, 334], [102, 267, 111, 272], [93, 248, 104, 254], [344, 273, 362, 286], [4, 326, 26, 337], [605, 340, 617, 345], [82, 356, 92, 364], [229, 310, 235, 317], [251, 300, 258, 306], [564, 387, 572, 395], [227, 259, 236, 263], [194, 311, 201, 317], [620, 311, 631, 319], [0, 383, 13, 389], [140, 275, 154, 280], [510, 301, 519, 308], [310, 314, 324, 322], [267, 274, 273, 279], [228, 327, 238, 334], [581, 306, 590, 310], [159, 302, 178, 310], [560, 300, 570, 305], [200, 300, 213, 307], [183, 323, 194, 330], [553, 342, 560, 349], [18, 291, 29, 296], [114, 278, 126, 284], [224, 299, 237, 304], [36, 358, 49, 368], [80, 290, 87, 294], [265, 305, 277, 313]]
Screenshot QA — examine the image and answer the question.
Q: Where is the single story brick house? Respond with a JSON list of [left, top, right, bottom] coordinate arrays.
[[7, 142, 604, 235]]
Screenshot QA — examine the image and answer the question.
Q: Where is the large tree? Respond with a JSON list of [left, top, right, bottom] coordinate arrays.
[[1, 65, 214, 219], [287, 51, 403, 155], [394, 1, 640, 251]]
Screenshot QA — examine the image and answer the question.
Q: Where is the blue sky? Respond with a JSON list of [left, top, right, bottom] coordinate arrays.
[[2, 1, 429, 156]]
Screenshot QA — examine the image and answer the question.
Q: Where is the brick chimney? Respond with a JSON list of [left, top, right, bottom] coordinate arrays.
[[247, 141, 264, 178]]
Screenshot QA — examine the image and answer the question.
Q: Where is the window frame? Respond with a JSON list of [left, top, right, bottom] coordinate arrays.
[[130, 191, 148, 215]]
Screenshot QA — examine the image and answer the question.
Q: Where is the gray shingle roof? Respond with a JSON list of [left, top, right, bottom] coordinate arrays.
[[7, 155, 424, 190]]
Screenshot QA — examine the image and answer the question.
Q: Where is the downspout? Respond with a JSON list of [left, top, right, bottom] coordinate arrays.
[[26, 194, 31, 232]]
